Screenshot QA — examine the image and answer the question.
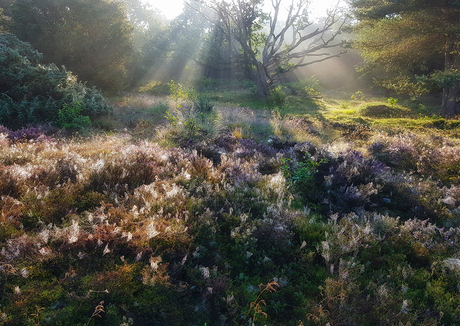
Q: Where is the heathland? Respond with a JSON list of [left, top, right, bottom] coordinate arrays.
[[2, 78, 460, 325]]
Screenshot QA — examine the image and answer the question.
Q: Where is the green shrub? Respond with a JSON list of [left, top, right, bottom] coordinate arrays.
[[351, 90, 365, 100], [193, 93, 214, 114], [55, 102, 91, 130], [0, 33, 111, 129], [281, 154, 326, 203], [147, 102, 169, 115], [269, 86, 287, 105], [286, 76, 322, 97], [161, 81, 220, 145], [387, 97, 398, 106], [194, 77, 219, 91], [418, 103, 428, 114], [169, 80, 189, 110]]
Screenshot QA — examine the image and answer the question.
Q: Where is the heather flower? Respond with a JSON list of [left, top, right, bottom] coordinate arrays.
[[444, 258, 460, 272], [67, 220, 80, 244], [20, 268, 29, 278], [7, 126, 55, 143], [102, 244, 111, 256], [0, 133, 8, 147], [367, 141, 386, 154], [39, 247, 52, 256], [145, 221, 160, 239], [401, 299, 409, 314], [150, 256, 162, 271], [200, 266, 210, 279]]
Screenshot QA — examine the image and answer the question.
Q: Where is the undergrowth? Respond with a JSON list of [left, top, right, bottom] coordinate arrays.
[[1, 116, 460, 325]]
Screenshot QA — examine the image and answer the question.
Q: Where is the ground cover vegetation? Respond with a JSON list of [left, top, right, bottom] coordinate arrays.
[[2, 78, 460, 325], [1, 0, 460, 325]]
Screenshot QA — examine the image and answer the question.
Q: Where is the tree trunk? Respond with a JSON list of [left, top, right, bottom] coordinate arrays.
[[442, 85, 458, 117], [253, 62, 269, 98], [442, 35, 460, 117]]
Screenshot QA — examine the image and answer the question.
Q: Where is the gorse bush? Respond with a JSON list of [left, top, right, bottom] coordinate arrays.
[[0, 33, 112, 130]]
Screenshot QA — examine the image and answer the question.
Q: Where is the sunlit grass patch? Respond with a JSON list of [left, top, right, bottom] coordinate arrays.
[[337, 108, 357, 115], [370, 118, 420, 128], [137, 80, 171, 96], [212, 90, 258, 106], [110, 93, 170, 108], [282, 97, 326, 116]]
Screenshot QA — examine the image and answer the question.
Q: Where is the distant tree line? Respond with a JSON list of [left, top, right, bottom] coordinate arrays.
[[0, 0, 349, 95], [0, 0, 459, 115]]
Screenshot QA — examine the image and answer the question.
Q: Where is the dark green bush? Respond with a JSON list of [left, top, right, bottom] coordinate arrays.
[[0, 33, 112, 129], [194, 77, 219, 91], [360, 103, 412, 118]]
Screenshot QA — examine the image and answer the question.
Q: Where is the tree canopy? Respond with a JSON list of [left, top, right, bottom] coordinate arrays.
[[10, 0, 134, 92], [350, 0, 460, 116]]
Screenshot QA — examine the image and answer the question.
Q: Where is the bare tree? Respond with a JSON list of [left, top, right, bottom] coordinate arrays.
[[209, 0, 348, 97]]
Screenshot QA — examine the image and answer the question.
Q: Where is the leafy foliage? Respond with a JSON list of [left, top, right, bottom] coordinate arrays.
[[55, 102, 91, 130], [160, 81, 219, 146], [268, 86, 287, 106], [0, 33, 112, 129], [285, 76, 323, 97], [11, 0, 134, 92]]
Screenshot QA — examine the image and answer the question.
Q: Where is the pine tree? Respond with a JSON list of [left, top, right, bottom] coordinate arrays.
[[350, 0, 460, 116]]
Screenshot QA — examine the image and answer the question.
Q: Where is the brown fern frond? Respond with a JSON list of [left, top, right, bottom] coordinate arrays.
[[86, 301, 105, 326]]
